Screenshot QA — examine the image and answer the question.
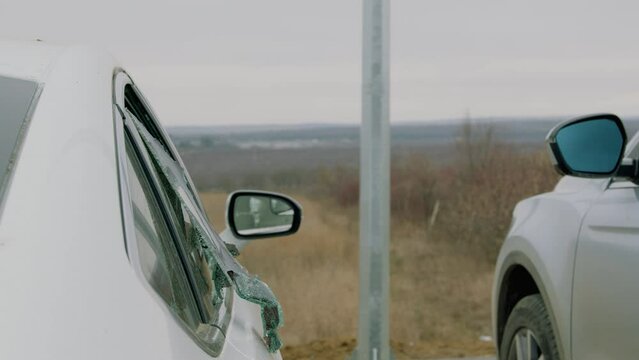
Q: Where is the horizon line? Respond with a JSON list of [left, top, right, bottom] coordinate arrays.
[[166, 114, 639, 128]]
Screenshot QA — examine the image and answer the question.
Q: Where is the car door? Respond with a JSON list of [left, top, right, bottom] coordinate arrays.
[[571, 178, 639, 359]]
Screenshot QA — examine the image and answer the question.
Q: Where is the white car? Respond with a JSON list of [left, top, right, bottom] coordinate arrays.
[[493, 113, 639, 360], [0, 41, 302, 360]]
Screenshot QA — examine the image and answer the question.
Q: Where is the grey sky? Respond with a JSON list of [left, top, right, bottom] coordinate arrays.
[[2, 0, 639, 125]]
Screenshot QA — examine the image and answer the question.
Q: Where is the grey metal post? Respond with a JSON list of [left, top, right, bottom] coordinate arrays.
[[354, 0, 390, 359]]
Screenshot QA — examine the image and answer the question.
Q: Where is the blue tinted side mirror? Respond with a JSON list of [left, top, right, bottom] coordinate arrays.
[[546, 114, 627, 177]]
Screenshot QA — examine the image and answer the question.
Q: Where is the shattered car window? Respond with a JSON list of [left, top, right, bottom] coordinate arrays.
[[161, 172, 226, 323], [131, 116, 285, 352], [229, 271, 284, 351], [0, 76, 38, 203], [123, 132, 200, 330]]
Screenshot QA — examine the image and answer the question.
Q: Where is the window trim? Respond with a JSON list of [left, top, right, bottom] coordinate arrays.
[[114, 74, 207, 215], [122, 129, 201, 329], [112, 71, 230, 357], [122, 111, 210, 322], [0, 78, 43, 219]]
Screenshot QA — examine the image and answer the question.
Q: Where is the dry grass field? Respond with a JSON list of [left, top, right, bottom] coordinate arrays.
[[202, 192, 496, 359], [185, 123, 560, 359]]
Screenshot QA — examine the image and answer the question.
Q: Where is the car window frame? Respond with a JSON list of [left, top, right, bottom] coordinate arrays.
[[119, 75, 233, 323], [121, 128, 201, 329], [116, 74, 207, 215], [113, 71, 229, 356]]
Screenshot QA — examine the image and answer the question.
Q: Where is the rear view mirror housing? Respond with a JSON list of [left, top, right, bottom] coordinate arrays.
[[226, 190, 302, 240], [546, 114, 628, 178]]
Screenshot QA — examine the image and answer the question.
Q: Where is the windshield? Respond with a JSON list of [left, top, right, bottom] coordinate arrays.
[[0, 75, 39, 200]]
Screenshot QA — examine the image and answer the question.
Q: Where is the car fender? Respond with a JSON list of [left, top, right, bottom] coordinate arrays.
[[493, 176, 607, 360]]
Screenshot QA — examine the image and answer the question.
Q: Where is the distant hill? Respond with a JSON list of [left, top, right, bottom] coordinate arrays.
[[170, 118, 532, 150], [168, 117, 639, 190], [168, 117, 639, 151]]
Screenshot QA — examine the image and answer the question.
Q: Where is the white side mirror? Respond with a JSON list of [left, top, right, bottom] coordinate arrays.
[[220, 190, 302, 252]]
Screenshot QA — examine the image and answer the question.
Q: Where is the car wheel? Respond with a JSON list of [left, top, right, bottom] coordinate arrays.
[[500, 294, 560, 360]]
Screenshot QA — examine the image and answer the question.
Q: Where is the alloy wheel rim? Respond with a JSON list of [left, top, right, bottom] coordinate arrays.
[[508, 328, 545, 360]]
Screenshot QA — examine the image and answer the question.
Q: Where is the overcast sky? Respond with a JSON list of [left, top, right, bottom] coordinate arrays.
[[2, 1, 639, 126]]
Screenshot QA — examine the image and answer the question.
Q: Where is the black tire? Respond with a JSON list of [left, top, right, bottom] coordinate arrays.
[[500, 294, 560, 360]]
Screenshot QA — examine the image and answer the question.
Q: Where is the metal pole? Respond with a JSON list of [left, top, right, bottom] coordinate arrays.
[[354, 0, 390, 358]]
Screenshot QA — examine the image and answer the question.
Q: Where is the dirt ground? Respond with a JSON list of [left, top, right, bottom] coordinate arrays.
[[280, 337, 494, 360]]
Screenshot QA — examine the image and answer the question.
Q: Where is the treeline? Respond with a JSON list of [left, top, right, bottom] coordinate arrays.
[[215, 122, 559, 261]]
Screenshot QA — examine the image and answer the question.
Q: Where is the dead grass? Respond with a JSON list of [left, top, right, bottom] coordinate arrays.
[[201, 192, 497, 358], [195, 122, 558, 359], [202, 192, 359, 345]]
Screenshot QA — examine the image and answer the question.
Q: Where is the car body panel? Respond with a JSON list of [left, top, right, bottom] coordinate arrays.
[[493, 176, 608, 360], [0, 42, 280, 359], [572, 180, 639, 359], [0, 44, 175, 360]]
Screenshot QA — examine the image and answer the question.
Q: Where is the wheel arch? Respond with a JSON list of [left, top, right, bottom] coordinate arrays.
[[495, 252, 565, 359]]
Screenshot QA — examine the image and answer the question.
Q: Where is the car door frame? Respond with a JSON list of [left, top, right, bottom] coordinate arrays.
[[112, 70, 232, 358]]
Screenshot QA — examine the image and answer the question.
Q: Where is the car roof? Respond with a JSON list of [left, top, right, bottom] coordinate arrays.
[[0, 40, 66, 83]]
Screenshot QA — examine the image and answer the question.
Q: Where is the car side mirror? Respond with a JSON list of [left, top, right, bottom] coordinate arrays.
[[546, 114, 627, 178], [226, 191, 302, 239]]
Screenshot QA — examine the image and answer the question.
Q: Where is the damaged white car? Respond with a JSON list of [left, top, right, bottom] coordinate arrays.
[[0, 41, 301, 360]]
